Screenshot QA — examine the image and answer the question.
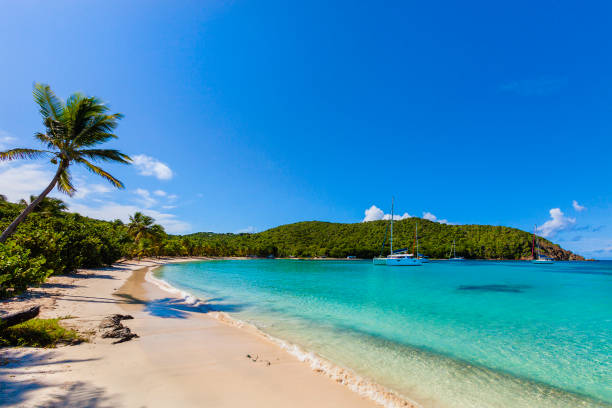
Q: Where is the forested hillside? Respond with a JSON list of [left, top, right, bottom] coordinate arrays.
[[184, 219, 583, 260], [0, 197, 584, 297]]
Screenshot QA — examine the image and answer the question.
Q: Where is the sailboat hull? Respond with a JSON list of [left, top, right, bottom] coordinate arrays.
[[532, 259, 554, 264], [386, 257, 423, 266], [373, 257, 387, 265]]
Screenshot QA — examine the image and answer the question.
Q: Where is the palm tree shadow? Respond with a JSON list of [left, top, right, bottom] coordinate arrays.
[[0, 349, 102, 407], [112, 293, 245, 319], [37, 381, 119, 408]]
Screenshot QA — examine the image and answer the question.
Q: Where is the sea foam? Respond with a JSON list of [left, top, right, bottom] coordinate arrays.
[[144, 265, 421, 408]]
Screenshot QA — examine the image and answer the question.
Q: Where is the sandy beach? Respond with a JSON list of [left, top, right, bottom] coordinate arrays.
[[0, 258, 383, 408]]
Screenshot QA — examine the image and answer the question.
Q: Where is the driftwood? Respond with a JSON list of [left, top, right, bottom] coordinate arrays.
[[0, 305, 40, 329]]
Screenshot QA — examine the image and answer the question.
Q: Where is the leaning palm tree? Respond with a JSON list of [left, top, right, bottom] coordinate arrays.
[[0, 83, 131, 243], [19, 195, 68, 217]]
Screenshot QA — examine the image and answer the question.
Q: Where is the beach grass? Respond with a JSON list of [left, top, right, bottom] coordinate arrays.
[[0, 318, 84, 348]]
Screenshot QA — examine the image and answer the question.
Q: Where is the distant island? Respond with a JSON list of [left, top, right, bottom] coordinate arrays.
[[185, 220, 584, 261]]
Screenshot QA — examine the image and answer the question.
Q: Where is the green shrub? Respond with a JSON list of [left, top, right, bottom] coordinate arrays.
[[0, 318, 83, 348], [0, 242, 50, 297]]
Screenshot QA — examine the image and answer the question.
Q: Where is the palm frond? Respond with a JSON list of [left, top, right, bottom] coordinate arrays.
[[0, 148, 49, 161], [34, 132, 56, 149], [77, 158, 125, 189], [78, 149, 131, 164], [57, 168, 76, 196], [33, 83, 64, 120], [42, 117, 67, 145], [66, 95, 112, 142], [72, 113, 124, 147]]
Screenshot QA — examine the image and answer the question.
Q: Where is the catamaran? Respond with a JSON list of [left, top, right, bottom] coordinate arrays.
[[449, 239, 464, 261], [532, 224, 554, 264], [373, 198, 422, 266]]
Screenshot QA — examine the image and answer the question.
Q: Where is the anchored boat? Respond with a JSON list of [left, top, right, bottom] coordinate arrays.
[[532, 224, 554, 264], [449, 239, 464, 261], [373, 198, 422, 266]]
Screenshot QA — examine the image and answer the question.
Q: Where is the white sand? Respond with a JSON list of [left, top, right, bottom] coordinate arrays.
[[0, 258, 381, 407]]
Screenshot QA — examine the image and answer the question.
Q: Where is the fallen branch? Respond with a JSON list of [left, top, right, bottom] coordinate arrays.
[[0, 305, 40, 329]]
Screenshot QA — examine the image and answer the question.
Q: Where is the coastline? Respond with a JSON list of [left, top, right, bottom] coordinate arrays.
[[144, 263, 420, 408], [0, 257, 406, 408]]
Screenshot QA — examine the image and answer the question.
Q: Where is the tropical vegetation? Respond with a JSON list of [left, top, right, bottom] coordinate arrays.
[[181, 219, 581, 260], [0, 83, 130, 243], [0, 317, 83, 348], [0, 198, 582, 298]]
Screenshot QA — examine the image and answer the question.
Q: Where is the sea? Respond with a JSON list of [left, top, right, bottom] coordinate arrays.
[[151, 259, 612, 408]]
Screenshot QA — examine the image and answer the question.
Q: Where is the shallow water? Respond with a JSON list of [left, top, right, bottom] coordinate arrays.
[[154, 260, 612, 408]]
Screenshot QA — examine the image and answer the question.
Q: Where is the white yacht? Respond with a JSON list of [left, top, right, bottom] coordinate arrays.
[[449, 239, 464, 261], [531, 224, 554, 264], [373, 198, 422, 266], [386, 252, 422, 266]]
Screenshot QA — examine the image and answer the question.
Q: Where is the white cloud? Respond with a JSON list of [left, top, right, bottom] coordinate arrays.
[[422, 211, 450, 224], [572, 200, 586, 212], [153, 190, 167, 197], [237, 226, 256, 233], [134, 188, 157, 208], [0, 129, 17, 150], [384, 213, 411, 221], [0, 163, 52, 201], [132, 154, 173, 180], [72, 184, 111, 199], [363, 205, 411, 222], [537, 208, 576, 237], [68, 201, 190, 234], [363, 205, 384, 222], [0, 161, 189, 234]]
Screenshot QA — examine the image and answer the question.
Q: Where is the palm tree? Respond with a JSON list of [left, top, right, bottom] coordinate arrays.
[[19, 195, 68, 217], [127, 212, 166, 258], [0, 84, 131, 243], [127, 212, 156, 244]]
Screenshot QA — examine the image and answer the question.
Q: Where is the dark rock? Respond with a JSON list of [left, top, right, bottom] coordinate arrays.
[[99, 314, 138, 344], [112, 333, 139, 344], [101, 327, 132, 339], [98, 314, 133, 329]]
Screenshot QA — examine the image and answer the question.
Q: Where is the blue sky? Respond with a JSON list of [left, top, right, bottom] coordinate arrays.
[[0, 1, 611, 258]]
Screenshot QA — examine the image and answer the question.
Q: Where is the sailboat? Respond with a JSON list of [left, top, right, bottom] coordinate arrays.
[[448, 239, 464, 261], [415, 222, 429, 263], [531, 224, 554, 264], [373, 198, 422, 266]]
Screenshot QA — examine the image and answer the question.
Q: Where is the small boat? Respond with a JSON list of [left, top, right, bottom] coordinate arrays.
[[373, 198, 422, 266], [531, 225, 554, 264], [449, 239, 464, 261], [386, 252, 422, 266], [417, 254, 430, 263]]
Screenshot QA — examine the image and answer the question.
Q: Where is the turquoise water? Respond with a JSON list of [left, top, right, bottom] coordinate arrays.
[[154, 260, 612, 408]]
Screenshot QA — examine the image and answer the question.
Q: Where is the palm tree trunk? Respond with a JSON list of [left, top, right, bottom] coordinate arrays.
[[0, 164, 65, 243]]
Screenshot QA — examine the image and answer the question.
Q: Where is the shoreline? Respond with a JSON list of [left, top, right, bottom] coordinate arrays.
[[144, 263, 420, 408], [0, 257, 408, 408]]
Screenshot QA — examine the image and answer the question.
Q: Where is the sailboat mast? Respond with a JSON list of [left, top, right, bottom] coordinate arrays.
[[532, 224, 536, 259], [390, 197, 394, 255], [415, 222, 419, 258], [535, 226, 540, 259]]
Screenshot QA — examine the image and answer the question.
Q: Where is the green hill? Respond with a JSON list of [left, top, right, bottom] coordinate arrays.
[[184, 219, 584, 260]]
